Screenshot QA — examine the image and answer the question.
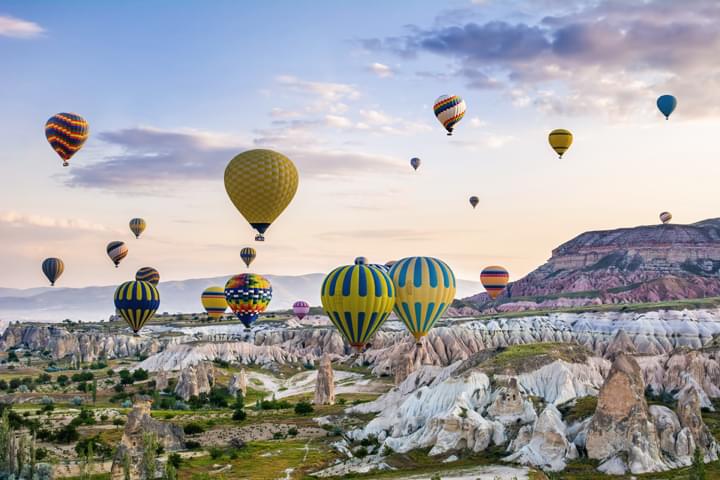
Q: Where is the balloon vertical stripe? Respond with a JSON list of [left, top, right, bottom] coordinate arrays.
[[42, 258, 64, 286]]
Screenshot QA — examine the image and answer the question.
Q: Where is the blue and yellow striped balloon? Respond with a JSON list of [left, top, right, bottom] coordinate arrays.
[[114, 280, 160, 334], [135, 267, 160, 286], [240, 247, 256, 268], [45, 113, 89, 166], [42, 257, 64, 286], [129, 218, 146, 239], [389, 257, 456, 344], [321, 264, 395, 350]]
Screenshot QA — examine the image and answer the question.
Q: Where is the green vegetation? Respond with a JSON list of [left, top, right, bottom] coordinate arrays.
[[558, 396, 598, 424]]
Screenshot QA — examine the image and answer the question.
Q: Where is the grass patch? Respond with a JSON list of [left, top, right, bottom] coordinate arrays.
[[558, 396, 598, 424]]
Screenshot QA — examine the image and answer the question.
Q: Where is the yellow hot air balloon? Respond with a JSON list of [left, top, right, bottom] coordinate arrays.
[[201, 286, 228, 321], [224, 149, 299, 241], [321, 263, 395, 351], [388, 257, 456, 345], [548, 129, 573, 158]]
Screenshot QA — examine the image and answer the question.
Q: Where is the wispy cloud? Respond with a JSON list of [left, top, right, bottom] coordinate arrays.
[[0, 211, 111, 232], [0, 15, 43, 39], [367, 62, 394, 78], [364, 0, 720, 118]]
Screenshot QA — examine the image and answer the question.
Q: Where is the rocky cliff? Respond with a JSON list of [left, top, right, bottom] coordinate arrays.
[[468, 218, 720, 308]]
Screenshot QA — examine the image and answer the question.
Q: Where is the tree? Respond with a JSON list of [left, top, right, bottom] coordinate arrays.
[[294, 400, 314, 415], [0, 409, 10, 473], [7, 351, 18, 363], [91, 379, 98, 405], [691, 446, 706, 480], [141, 432, 159, 480], [163, 459, 177, 480]]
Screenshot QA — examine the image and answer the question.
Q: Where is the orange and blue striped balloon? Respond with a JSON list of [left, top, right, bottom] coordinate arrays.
[[45, 113, 89, 166], [42, 257, 64, 286], [114, 280, 160, 334], [135, 267, 160, 286], [224, 273, 272, 328], [480, 266, 509, 300]]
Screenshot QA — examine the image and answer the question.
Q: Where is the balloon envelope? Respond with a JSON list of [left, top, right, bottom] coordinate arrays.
[[240, 247, 256, 268], [410, 157, 421, 171], [469, 196, 479, 209], [114, 281, 160, 334], [480, 266, 509, 300], [106, 241, 128, 268], [135, 267, 160, 286], [45, 113, 89, 166], [129, 218, 146, 239], [293, 300, 310, 320], [548, 129, 573, 158], [42, 258, 64, 286], [388, 257, 456, 343], [224, 273, 272, 328], [657, 95, 677, 119], [202, 286, 228, 321], [321, 264, 395, 349], [660, 211, 672, 224], [224, 149, 299, 241], [433, 95, 466, 135]]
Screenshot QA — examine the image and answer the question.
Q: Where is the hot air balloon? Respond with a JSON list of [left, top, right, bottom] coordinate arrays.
[[388, 257, 456, 345], [368, 264, 390, 274], [321, 263, 395, 351], [354, 256, 368, 265], [410, 157, 421, 171], [224, 149, 299, 241], [480, 266, 509, 300], [660, 211, 672, 224], [385, 260, 397, 269], [201, 286, 228, 321], [114, 280, 160, 335], [469, 196, 479, 209], [293, 300, 310, 320], [433, 95, 466, 135], [548, 129, 573, 158], [44, 113, 89, 167], [106, 241, 128, 268], [240, 247, 256, 268], [135, 267, 160, 286], [42, 258, 64, 286], [224, 273, 272, 328], [657, 95, 677, 120], [129, 218, 146, 239]]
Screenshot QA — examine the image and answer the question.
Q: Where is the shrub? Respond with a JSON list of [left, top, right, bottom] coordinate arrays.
[[168, 453, 182, 469], [288, 427, 298, 437], [272, 431, 285, 440], [208, 447, 223, 459], [71, 371, 94, 382], [354, 446, 368, 458], [294, 400, 314, 415], [183, 423, 205, 435], [185, 440, 201, 450], [71, 396, 83, 406], [56, 375, 69, 386], [132, 368, 149, 381], [232, 409, 247, 421], [54, 424, 79, 443]]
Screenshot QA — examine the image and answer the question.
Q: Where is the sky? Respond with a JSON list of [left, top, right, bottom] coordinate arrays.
[[2, 0, 720, 289]]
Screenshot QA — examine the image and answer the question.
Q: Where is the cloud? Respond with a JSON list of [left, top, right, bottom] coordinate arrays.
[[64, 127, 404, 192], [0, 15, 43, 38], [365, 0, 720, 118], [275, 75, 359, 102], [0, 211, 112, 233], [368, 62, 394, 78]]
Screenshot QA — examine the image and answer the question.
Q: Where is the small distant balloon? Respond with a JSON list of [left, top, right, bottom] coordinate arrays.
[[240, 247, 256, 268], [659, 211, 672, 224], [354, 256, 368, 265], [410, 157, 421, 171], [656, 95, 677, 120], [129, 218, 146, 239], [106, 241, 128, 268], [135, 267, 160, 286], [45, 113, 89, 167], [480, 266, 509, 300], [548, 129, 573, 158], [293, 300, 310, 320], [469, 196, 479, 209], [42, 258, 64, 286], [433, 95, 466, 136]]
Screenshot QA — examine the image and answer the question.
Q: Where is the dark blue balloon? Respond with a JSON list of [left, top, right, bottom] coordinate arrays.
[[657, 95, 677, 120]]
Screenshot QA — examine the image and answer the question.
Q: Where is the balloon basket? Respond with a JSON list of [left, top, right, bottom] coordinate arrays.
[[255, 234, 265, 242], [62, 161, 69, 167]]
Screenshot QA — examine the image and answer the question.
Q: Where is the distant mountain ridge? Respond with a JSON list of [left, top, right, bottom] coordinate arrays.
[[0, 273, 479, 322], [467, 217, 720, 310]]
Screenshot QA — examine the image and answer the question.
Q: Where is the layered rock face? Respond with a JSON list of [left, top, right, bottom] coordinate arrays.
[[467, 218, 720, 307], [228, 369, 247, 397], [110, 398, 184, 480], [314, 355, 335, 405], [586, 354, 665, 473], [174, 362, 216, 401]]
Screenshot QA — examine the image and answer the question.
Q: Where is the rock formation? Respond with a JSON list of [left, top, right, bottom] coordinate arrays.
[[155, 370, 169, 391], [228, 369, 248, 397], [174, 362, 216, 401], [486, 378, 536, 425], [394, 351, 415, 385], [604, 329, 637, 360], [676, 382, 719, 459], [110, 397, 184, 480], [586, 354, 665, 474], [314, 355, 335, 405]]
